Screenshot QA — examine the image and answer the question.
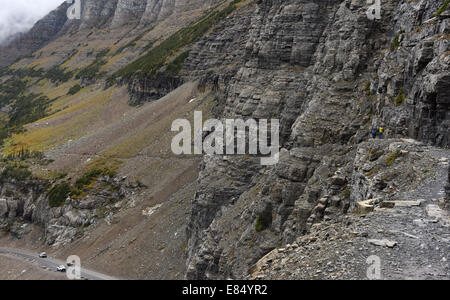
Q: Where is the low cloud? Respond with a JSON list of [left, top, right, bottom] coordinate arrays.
[[0, 0, 65, 45]]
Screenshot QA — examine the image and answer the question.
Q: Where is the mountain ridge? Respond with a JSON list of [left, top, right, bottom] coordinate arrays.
[[0, 0, 449, 280]]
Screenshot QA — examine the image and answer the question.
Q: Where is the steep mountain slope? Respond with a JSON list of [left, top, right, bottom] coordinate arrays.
[[181, 0, 450, 279], [0, 3, 71, 69], [0, 0, 231, 279], [0, 0, 449, 280]]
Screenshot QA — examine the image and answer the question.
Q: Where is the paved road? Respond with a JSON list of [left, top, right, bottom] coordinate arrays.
[[0, 247, 118, 280]]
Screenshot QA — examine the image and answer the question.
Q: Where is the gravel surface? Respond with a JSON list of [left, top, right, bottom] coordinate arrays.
[[251, 148, 449, 280]]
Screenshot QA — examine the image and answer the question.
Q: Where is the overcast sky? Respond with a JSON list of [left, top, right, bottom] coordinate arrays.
[[0, 0, 65, 45]]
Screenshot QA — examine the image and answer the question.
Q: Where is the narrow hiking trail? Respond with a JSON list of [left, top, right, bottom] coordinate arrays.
[[250, 146, 449, 280], [374, 147, 450, 279]]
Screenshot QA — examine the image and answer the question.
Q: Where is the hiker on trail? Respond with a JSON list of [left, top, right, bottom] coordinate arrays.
[[379, 127, 384, 139], [371, 128, 377, 139]]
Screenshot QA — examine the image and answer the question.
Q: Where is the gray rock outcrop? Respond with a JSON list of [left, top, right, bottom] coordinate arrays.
[[0, 2, 70, 68], [183, 0, 450, 279], [80, 0, 119, 29], [111, 0, 148, 28], [0, 0, 448, 280], [445, 165, 450, 209], [0, 0, 222, 67], [0, 175, 138, 245]]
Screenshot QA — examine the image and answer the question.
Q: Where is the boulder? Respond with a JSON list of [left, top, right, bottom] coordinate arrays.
[[357, 199, 376, 215], [368, 239, 398, 248]]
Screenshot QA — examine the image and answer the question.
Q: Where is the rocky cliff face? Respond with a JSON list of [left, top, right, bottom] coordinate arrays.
[[0, 0, 222, 68], [0, 3, 70, 69], [111, 0, 148, 28], [140, 0, 175, 25], [182, 0, 450, 279], [80, 0, 119, 29], [445, 165, 450, 209], [87, 0, 221, 28], [374, 1, 450, 148], [128, 75, 183, 105], [0, 0, 448, 280], [0, 171, 140, 246]]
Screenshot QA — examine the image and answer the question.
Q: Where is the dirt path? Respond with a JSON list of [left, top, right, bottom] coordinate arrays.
[[371, 148, 449, 279], [252, 147, 450, 280]]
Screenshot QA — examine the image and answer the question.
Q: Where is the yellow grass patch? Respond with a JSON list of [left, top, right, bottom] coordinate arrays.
[[45, 85, 116, 119], [3, 86, 121, 154], [37, 79, 77, 100], [27, 56, 54, 69]]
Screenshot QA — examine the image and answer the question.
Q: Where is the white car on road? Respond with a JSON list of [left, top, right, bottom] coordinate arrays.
[[57, 265, 66, 272], [39, 252, 47, 258]]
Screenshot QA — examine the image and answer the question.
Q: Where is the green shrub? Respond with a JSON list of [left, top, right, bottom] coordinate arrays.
[[390, 28, 404, 51], [76, 50, 109, 80], [8, 93, 51, 128], [0, 67, 8, 77], [48, 182, 71, 207], [0, 70, 56, 145], [45, 66, 73, 83], [3, 149, 46, 163], [166, 51, 190, 75], [75, 169, 103, 189], [385, 151, 399, 166], [435, 0, 450, 16], [95, 49, 110, 59], [67, 84, 82, 95], [55, 172, 68, 180], [255, 215, 271, 232], [394, 87, 407, 106], [343, 189, 351, 199], [363, 81, 371, 94], [111, 0, 242, 82], [0, 164, 32, 182], [113, 32, 149, 55], [95, 206, 109, 219], [7, 68, 44, 78], [0, 77, 27, 107], [0, 74, 54, 145]]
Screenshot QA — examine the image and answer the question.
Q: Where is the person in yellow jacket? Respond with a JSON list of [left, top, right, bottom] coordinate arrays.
[[379, 127, 384, 139]]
